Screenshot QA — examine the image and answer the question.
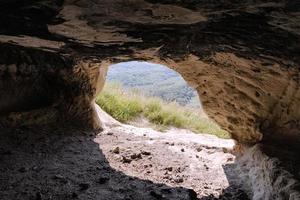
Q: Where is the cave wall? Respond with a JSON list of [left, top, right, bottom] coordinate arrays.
[[0, 42, 106, 129], [1, 1, 300, 198], [0, 0, 300, 147]]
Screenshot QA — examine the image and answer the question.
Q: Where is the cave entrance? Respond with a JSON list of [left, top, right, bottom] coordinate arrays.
[[94, 61, 248, 199], [97, 60, 230, 138]]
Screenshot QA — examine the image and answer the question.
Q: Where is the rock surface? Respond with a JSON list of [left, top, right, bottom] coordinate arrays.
[[0, 0, 300, 198], [0, 0, 299, 146]]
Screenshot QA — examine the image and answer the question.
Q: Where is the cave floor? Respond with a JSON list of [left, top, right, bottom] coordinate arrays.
[[0, 122, 249, 200]]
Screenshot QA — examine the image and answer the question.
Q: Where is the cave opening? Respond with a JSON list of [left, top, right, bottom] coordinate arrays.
[[97, 60, 230, 139], [91, 61, 251, 199]]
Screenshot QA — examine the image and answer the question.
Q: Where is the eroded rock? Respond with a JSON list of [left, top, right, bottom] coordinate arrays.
[[0, 0, 300, 198]]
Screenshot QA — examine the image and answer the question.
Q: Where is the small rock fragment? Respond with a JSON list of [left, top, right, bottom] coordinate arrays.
[[122, 156, 132, 163], [32, 166, 39, 171], [112, 147, 120, 154], [174, 177, 184, 183], [204, 164, 209, 170], [175, 167, 182, 173], [222, 147, 228, 153], [165, 167, 173, 172], [141, 150, 151, 156], [107, 132, 113, 136], [196, 147, 202, 152], [53, 174, 64, 179], [130, 153, 142, 160], [227, 157, 233, 162]]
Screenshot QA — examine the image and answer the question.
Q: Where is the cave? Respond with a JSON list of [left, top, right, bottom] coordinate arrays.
[[0, 0, 300, 199]]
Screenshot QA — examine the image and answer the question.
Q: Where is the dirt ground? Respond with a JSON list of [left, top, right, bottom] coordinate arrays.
[[0, 110, 249, 200], [97, 123, 249, 200]]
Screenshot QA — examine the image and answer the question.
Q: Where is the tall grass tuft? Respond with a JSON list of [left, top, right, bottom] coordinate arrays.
[[96, 84, 143, 122], [96, 82, 231, 139]]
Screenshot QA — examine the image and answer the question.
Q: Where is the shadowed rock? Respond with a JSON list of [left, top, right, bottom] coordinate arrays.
[[0, 0, 300, 198]]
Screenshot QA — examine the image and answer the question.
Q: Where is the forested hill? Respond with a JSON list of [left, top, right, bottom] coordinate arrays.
[[106, 61, 200, 108]]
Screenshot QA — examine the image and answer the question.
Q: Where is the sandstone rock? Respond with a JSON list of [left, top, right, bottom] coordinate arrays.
[[107, 132, 114, 136], [0, 0, 299, 146], [0, 0, 300, 199], [141, 150, 151, 156], [122, 156, 132, 164], [130, 153, 142, 160], [196, 147, 202, 152], [112, 147, 120, 154], [165, 167, 173, 172], [174, 177, 184, 183]]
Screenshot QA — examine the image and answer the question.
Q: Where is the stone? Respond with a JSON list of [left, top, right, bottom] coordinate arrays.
[[0, 1, 300, 199], [53, 174, 64, 180], [122, 156, 132, 164], [196, 147, 202, 152], [112, 147, 120, 154], [174, 177, 184, 183], [165, 167, 173, 172], [130, 153, 142, 160], [141, 150, 151, 156]]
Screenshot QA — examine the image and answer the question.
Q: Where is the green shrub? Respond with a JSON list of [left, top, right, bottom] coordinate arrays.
[[96, 82, 231, 139]]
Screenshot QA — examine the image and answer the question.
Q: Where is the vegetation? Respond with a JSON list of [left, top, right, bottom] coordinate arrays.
[[96, 83, 231, 139], [107, 61, 200, 108]]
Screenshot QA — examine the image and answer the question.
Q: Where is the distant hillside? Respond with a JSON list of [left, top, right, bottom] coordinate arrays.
[[106, 61, 201, 108]]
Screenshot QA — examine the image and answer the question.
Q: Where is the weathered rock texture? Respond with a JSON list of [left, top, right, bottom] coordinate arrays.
[[0, 0, 300, 198]]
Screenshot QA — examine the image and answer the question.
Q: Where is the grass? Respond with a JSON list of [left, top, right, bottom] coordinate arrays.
[[96, 82, 231, 139]]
